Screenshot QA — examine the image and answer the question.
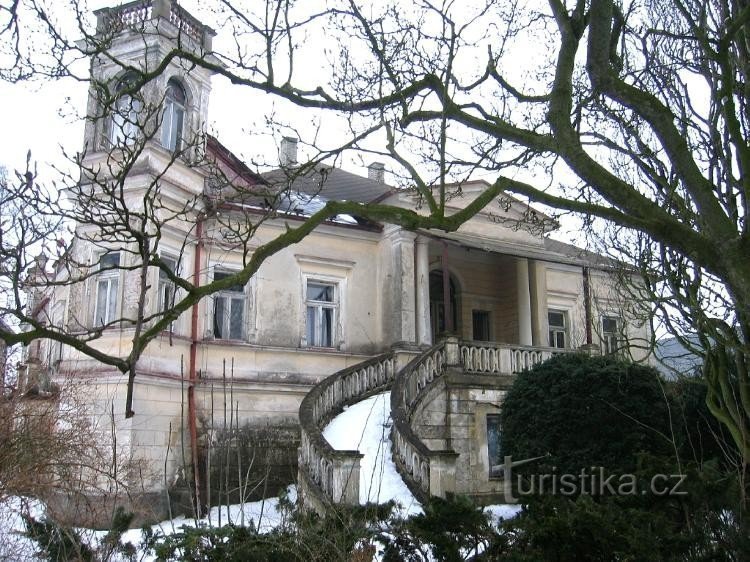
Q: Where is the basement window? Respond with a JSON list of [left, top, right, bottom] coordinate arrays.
[[487, 414, 503, 478]]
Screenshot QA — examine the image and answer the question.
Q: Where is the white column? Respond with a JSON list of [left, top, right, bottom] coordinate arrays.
[[386, 227, 416, 345], [415, 236, 432, 347], [516, 257, 533, 346], [529, 259, 547, 347]]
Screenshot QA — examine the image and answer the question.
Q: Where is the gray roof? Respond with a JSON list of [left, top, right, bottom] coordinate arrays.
[[543, 238, 619, 268], [263, 164, 392, 204]]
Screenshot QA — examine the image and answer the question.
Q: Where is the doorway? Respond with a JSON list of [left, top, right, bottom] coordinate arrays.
[[429, 270, 459, 340]]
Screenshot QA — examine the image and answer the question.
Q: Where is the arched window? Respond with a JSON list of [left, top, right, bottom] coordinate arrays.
[[109, 73, 142, 146], [161, 78, 186, 151]]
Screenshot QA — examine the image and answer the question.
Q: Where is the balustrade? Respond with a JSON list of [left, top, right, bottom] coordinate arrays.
[[298, 353, 396, 506], [460, 341, 569, 374], [96, 0, 209, 47], [390, 339, 458, 501]]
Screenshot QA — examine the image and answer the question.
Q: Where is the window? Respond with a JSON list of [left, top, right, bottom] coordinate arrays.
[[48, 300, 66, 367], [213, 270, 245, 340], [601, 316, 620, 354], [429, 270, 458, 338], [487, 414, 503, 478], [472, 310, 491, 341], [158, 256, 178, 328], [94, 252, 120, 327], [548, 309, 568, 348], [109, 74, 142, 146], [305, 281, 337, 347], [161, 79, 186, 151]]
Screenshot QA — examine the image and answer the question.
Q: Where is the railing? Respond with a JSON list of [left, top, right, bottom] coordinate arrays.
[[95, 0, 211, 47], [390, 340, 458, 500], [400, 342, 446, 411], [168, 1, 205, 43], [298, 353, 396, 507], [117, 0, 153, 27], [460, 341, 570, 374], [392, 338, 567, 500]]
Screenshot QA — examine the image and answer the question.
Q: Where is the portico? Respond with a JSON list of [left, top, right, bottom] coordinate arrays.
[[390, 229, 552, 350]]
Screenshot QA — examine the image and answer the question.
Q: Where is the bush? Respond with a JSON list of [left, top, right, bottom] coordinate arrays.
[[146, 500, 393, 562], [500, 353, 671, 475], [496, 352, 749, 561], [379, 494, 496, 561]]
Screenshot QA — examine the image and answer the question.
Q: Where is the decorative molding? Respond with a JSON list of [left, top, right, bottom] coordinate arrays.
[[295, 254, 355, 271]]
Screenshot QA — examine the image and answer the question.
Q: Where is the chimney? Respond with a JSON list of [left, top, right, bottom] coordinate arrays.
[[280, 136, 298, 167], [368, 161, 385, 183]]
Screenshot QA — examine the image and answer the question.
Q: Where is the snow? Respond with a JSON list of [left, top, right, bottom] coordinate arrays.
[[1, 392, 522, 560], [484, 503, 523, 523], [0, 495, 47, 561], [324, 392, 422, 515], [0, 490, 295, 562]]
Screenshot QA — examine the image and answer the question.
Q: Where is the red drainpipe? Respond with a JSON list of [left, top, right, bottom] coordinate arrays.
[[188, 217, 204, 515]]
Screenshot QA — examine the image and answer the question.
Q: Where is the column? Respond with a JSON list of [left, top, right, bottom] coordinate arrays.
[[529, 259, 548, 347], [516, 257, 533, 346], [386, 227, 417, 346], [415, 236, 432, 347]]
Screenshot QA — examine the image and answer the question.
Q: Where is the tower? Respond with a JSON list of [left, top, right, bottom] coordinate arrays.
[[81, 0, 220, 186]]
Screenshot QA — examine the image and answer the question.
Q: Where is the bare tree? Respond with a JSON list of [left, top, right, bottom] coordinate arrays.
[[0, 1, 504, 424], [1, 0, 748, 482]]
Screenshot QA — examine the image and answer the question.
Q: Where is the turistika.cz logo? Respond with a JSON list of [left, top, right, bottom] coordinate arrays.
[[496, 455, 688, 503]]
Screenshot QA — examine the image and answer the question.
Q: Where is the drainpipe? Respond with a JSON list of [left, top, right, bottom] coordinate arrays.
[[188, 217, 204, 516], [583, 266, 593, 346]]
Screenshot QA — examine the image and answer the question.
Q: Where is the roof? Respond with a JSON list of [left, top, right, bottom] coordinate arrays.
[[263, 164, 393, 204], [542, 238, 618, 268], [205, 140, 384, 229], [418, 230, 618, 268], [207, 135, 268, 188]]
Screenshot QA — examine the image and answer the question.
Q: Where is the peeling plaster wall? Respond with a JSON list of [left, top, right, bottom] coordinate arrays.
[[409, 373, 513, 503]]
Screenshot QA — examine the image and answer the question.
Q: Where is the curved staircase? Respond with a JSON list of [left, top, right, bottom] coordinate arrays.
[[298, 338, 568, 512]]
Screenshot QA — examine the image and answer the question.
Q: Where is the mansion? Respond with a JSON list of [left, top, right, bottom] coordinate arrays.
[[21, 0, 652, 524]]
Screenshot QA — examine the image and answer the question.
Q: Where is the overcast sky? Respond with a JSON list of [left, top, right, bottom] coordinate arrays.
[[0, 0, 587, 246], [0, 1, 394, 182]]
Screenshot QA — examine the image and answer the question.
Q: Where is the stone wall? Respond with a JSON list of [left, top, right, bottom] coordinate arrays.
[[410, 379, 449, 450], [203, 423, 299, 506], [411, 371, 514, 503]]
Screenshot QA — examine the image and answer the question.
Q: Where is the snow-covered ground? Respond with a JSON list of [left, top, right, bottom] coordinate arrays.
[[1, 390, 520, 560], [118, 486, 296, 549], [0, 490, 295, 561]]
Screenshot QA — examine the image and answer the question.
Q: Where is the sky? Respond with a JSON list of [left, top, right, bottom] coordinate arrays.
[[0, 0, 392, 182], [0, 0, 587, 243]]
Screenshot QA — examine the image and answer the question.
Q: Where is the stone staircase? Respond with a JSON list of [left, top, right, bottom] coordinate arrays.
[[297, 338, 567, 511]]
